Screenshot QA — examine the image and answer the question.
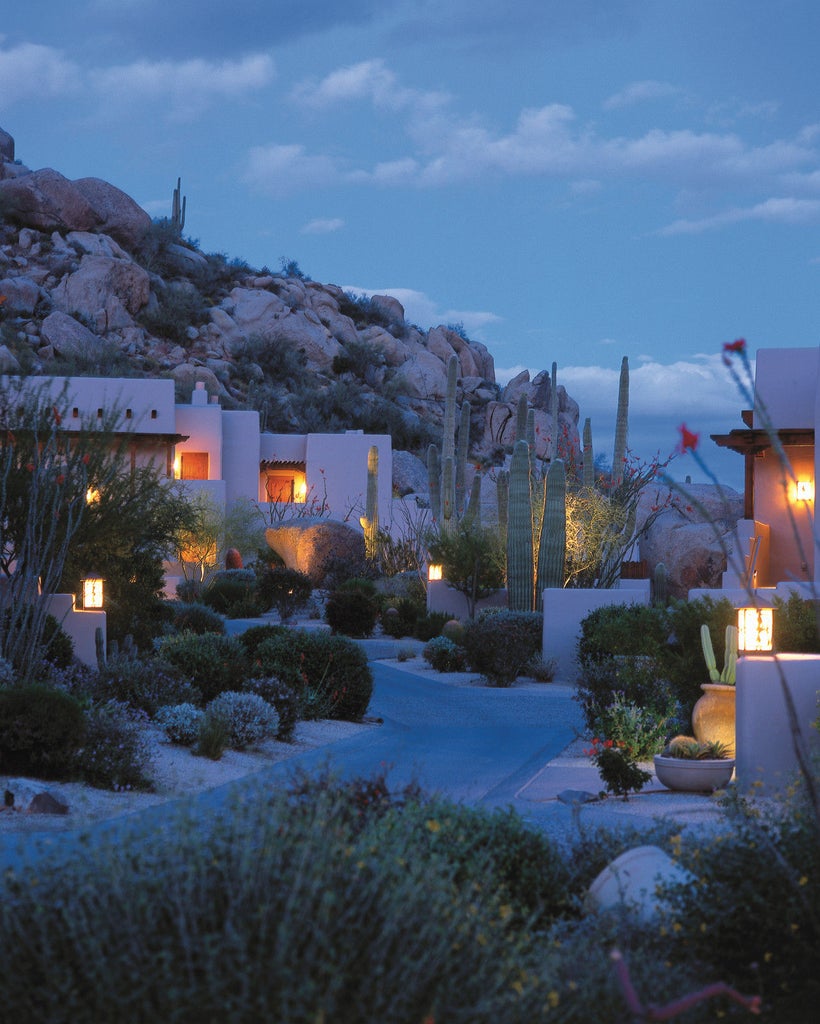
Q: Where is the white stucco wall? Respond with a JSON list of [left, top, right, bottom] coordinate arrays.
[[304, 432, 393, 527], [26, 375, 177, 433]]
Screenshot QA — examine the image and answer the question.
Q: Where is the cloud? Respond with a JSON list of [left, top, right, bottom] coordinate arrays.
[[660, 196, 820, 235], [243, 144, 344, 194], [89, 53, 275, 119], [603, 80, 682, 110], [0, 42, 81, 106], [301, 217, 345, 234], [342, 284, 500, 336]]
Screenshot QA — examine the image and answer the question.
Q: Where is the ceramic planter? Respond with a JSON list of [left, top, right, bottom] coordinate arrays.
[[692, 683, 735, 756], [653, 754, 735, 792]]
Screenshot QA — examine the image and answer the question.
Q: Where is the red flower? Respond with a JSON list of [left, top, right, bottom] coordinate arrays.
[[56, 474, 65, 486], [0, 294, 6, 305], [677, 423, 699, 453], [26, 462, 34, 473], [604, 739, 614, 748], [82, 453, 90, 465], [723, 338, 746, 354]]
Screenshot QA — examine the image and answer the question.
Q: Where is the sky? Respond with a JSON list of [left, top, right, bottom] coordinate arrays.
[[2, 0, 820, 490]]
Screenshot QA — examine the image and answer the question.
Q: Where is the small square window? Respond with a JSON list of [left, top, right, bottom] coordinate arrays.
[[151, 409, 157, 419], [97, 408, 103, 418], [125, 409, 132, 419], [72, 407, 79, 418]]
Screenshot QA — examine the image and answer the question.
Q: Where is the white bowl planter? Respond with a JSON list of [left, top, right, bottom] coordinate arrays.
[[653, 755, 735, 792]]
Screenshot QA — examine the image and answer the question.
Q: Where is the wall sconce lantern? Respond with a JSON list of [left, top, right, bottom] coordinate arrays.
[[82, 574, 105, 610], [428, 564, 443, 582], [737, 605, 773, 653], [795, 479, 815, 502]]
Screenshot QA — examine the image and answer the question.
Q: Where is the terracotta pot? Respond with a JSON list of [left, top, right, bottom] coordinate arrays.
[[654, 755, 735, 793], [692, 683, 735, 756]]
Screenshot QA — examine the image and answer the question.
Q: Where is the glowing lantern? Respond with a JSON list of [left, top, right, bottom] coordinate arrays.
[[737, 606, 773, 653], [428, 564, 443, 582], [82, 575, 105, 609]]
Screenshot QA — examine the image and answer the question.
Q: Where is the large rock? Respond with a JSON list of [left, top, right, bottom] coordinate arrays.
[[0, 168, 102, 234], [265, 519, 366, 586], [369, 294, 405, 328], [0, 275, 41, 314], [72, 177, 152, 251], [392, 450, 429, 496], [0, 126, 14, 162], [51, 254, 150, 330], [40, 310, 101, 358], [257, 310, 342, 370], [393, 347, 449, 400]]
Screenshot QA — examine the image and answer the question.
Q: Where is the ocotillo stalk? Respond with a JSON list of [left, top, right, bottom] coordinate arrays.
[[535, 458, 566, 606], [583, 417, 594, 489], [612, 356, 629, 487], [549, 361, 558, 463], [456, 400, 471, 515], [441, 456, 455, 536], [427, 444, 441, 523], [506, 440, 534, 611], [496, 469, 509, 535], [359, 445, 379, 561]]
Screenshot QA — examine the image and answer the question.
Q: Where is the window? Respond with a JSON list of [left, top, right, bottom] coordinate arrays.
[[179, 452, 209, 480], [264, 467, 307, 503]]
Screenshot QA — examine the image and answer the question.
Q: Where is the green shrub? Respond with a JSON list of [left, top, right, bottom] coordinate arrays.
[[95, 657, 202, 716], [0, 685, 85, 778], [255, 630, 373, 720], [664, 596, 737, 711], [422, 636, 467, 672], [175, 579, 202, 603], [205, 691, 278, 749], [380, 596, 421, 637], [170, 601, 225, 635], [592, 693, 672, 759], [243, 675, 299, 741], [576, 603, 668, 671], [155, 703, 205, 745], [526, 654, 557, 682], [155, 632, 248, 704], [441, 619, 466, 644], [462, 610, 542, 686], [74, 700, 154, 791], [236, 623, 290, 659], [574, 655, 682, 738], [202, 569, 262, 617], [773, 592, 820, 652], [324, 588, 379, 637], [254, 565, 312, 620], [193, 709, 230, 760], [413, 610, 450, 641]]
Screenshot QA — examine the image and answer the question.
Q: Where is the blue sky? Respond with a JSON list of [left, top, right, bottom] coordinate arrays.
[[3, 0, 820, 489]]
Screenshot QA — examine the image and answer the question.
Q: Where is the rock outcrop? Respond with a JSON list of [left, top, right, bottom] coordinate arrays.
[[265, 520, 366, 586]]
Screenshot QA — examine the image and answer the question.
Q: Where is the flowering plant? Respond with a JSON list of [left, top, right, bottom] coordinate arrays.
[[585, 736, 651, 800]]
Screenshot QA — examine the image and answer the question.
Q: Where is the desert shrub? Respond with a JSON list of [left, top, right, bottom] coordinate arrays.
[[193, 708, 230, 760], [413, 610, 450, 641], [139, 281, 207, 344], [175, 578, 202, 603], [0, 685, 85, 778], [380, 596, 422, 638], [243, 675, 299, 741], [255, 630, 373, 720], [254, 565, 312, 620], [74, 700, 154, 791], [773, 592, 820, 652], [576, 603, 668, 671], [0, 657, 15, 685], [591, 693, 672, 759], [396, 644, 417, 663], [169, 601, 225, 635], [236, 623, 289, 659], [155, 632, 248, 704], [574, 655, 682, 738], [206, 691, 278, 750], [202, 569, 262, 618], [324, 588, 379, 637], [525, 654, 557, 682], [462, 610, 542, 686], [441, 619, 466, 645], [422, 636, 467, 672], [94, 656, 202, 717], [154, 703, 205, 745], [663, 596, 737, 711]]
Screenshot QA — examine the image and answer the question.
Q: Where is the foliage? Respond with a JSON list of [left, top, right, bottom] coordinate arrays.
[[243, 675, 299, 741], [205, 691, 278, 750], [426, 522, 505, 619], [412, 610, 450, 642], [193, 708, 230, 760], [525, 654, 558, 682], [202, 568, 262, 617], [254, 629, 373, 720], [576, 603, 669, 670], [168, 601, 225, 635], [380, 597, 421, 638], [574, 655, 682, 740], [236, 623, 289, 659], [254, 565, 312, 620], [94, 656, 201, 717], [773, 592, 820, 652], [172, 491, 222, 582], [155, 702, 205, 745], [74, 700, 154, 791], [155, 631, 248, 704], [462, 610, 542, 686], [661, 735, 732, 759], [592, 693, 672, 760], [324, 587, 379, 637], [138, 280, 207, 344], [422, 635, 467, 672], [0, 684, 86, 778], [234, 332, 308, 389], [585, 736, 652, 799]]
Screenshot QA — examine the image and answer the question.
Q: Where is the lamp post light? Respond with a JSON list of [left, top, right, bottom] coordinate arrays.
[[81, 574, 105, 610], [428, 564, 443, 582], [737, 605, 773, 653]]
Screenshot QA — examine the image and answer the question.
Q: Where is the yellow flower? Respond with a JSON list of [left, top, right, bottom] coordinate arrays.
[[799, 876, 808, 886], [547, 991, 560, 1009], [426, 819, 441, 833]]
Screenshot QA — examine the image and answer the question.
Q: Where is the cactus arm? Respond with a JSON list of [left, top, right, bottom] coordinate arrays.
[[442, 355, 458, 466], [441, 456, 455, 536], [549, 361, 558, 463], [172, 177, 186, 235], [456, 400, 470, 516], [496, 469, 509, 535], [515, 394, 528, 443], [700, 624, 720, 682], [360, 445, 379, 561], [506, 441, 534, 611], [722, 624, 738, 683], [463, 472, 482, 528]]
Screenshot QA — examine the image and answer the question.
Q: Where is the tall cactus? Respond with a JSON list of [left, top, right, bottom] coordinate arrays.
[[582, 417, 594, 489], [360, 445, 379, 561], [506, 441, 534, 611], [463, 473, 482, 527], [549, 361, 559, 463], [612, 356, 629, 486], [456, 400, 471, 514], [535, 458, 566, 603], [441, 456, 455, 536], [653, 561, 669, 608], [427, 444, 441, 523], [442, 355, 458, 465], [172, 177, 186, 236], [496, 469, 509, 535]]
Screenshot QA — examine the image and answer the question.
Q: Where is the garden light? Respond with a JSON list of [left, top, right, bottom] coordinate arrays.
[[428, 564, 443, 581], [81, 574, 105, 609], [737, 605, 773, 653]]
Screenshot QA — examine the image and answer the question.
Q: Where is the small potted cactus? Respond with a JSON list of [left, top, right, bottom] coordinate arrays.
[[654, 734, 735, 792], [691, 623, 738, 756]]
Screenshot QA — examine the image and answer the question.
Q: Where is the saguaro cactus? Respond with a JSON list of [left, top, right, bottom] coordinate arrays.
[[535, 458, 566, 603], [583, 417, 594, 489], [506, 440, 534, 611], [427, 444, 441, 523], [612, 356, 629, 486], [360, 445, 379, 560], [172, 177, 186, 236]]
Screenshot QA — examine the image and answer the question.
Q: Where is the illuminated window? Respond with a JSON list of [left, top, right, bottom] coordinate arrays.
[[179, 452, 209, 480], [264, 468, 306, 503]]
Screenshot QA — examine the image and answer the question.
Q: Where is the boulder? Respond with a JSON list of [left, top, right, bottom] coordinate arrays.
[[0, 345, 21, 373], [51, 254, 150, 330], [369, 293, 405, 328], [72, 177, 152, 251], [40, 310, 100, 358], [0, 275, 41, 314], [170, 363, 225, 399], [360, 325, 410, 366], [265, 519, 366, 586], [0, 168, 102, 234], [392, 449, 429, 496], [65, 231, 130, 259], [258, 310, 342, 371], [0, 126, 14, 162], [393, 347, 449, 400]]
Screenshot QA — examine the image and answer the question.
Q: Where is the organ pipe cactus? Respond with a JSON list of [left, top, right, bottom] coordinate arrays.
[[535, 458, 566, 603], [506, 441, 534, 611], [359, 445, 379, 561], [701, 624, 738, 684]]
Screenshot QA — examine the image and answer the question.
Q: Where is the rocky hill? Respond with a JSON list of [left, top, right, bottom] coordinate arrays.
[[0, 126, 581, 472]]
